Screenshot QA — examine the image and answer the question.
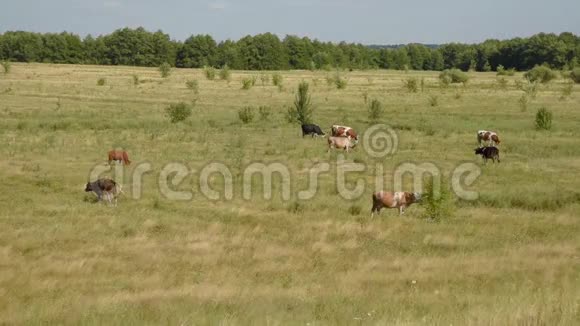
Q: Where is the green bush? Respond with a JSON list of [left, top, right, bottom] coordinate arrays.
[[439, 69, 469, 84], [1, 61, 12, 74], [238, 106, 254, 124], [97, 78, 106, 86], [535, 107, 553, 130], [403, 77, 419, 93], [260, 74, 270, 86], [518, 95, 529, 112], [496, 65, 516, 76], [258, 106, 271, 121], [159, 62, 172, 78], [428, 94, 439, 107], [367, 99, 384, 124], [219, 65, 231, 81], [165, 102, 192, 123], [132, 74, 139, 85], [334, 74, 347, 89], [422, 178, 454, 220], [524, 65, 557, 83], [287, 81, 313, 124], [272, 73, 283, 86], [185, 80, 199, 93], [348, 205, 362, 216], [241, 77, 254, 90], [204, 66, 216, 80], [570, 68, 580, 83]]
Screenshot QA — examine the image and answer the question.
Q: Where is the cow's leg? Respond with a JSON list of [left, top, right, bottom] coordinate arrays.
[[399, 206, 404, 215]]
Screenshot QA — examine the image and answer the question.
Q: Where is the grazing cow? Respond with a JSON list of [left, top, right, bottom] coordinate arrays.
[[108, 150, 131, 165], [327, 136, 357, 152], [477, 130, 500, 147], [371, 191, 422, 217], [474, 146, 501, 164], [85, 178, 123, 206], [331, 125, 358, 140], [301, 124, 326, 137]]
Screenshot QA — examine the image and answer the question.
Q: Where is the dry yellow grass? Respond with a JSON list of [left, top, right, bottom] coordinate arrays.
[[0, 63, 579, 324]]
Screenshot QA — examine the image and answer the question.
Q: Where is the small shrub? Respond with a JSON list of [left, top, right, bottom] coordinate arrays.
[[560, 80, 573, 99], [286, 201, 304, 214], [428, 94, 439, 107], [367, 98, 384, 124], [97, 78, 106, 86], [258, 106, 271, 120], [185, 80, 199, 93], [496, 65, 516, 76], [334, 75, 347, 89], [204, 66, 216, 80], [453, 91, 462, 100], [165, 102, 192, 123], [260, 74, 270, 86], [496, 77, 508, 90], [348, 205, 362, 216], [518, 95, 529, 112], [219, 65, 231, 81], [535, 107, 552, 130], [524, 65, 557, 84], [287, 81, 313, 124], [422, 178, 454, 220], [241, 77, 254, 90], [159, 62, 172, 78], [403, 77, 419, 93], [420, 78, 426, 92], [520, 80, 539, 99], [238, 106, 255, 124], [272, 73, 283, 86], [439, 69, 469, 84], [1, 61, 11, 74], [570, 68, 580, 84], [132, 74, 139, 85]]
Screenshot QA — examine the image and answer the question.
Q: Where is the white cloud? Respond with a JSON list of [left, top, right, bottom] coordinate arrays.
[[208, 2, 227, 10]]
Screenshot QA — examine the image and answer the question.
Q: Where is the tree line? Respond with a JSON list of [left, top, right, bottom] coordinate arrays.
[[0, 27, 578, 71]]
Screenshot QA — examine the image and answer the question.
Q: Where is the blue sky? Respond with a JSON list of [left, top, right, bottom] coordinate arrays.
[[1, 0, 579, 44]]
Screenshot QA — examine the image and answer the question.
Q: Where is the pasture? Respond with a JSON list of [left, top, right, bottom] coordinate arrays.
[[0, 63, 579, 324]]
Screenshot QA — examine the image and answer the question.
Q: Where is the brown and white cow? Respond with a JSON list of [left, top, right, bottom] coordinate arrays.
[[327, 136, 357, 152], [371, 191, 421, 217], [477, 130, 500, 147], [331, 125, 358, 141]]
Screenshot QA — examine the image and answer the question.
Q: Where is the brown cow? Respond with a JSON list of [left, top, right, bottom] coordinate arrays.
[[108, 150, 131, 165], [331, 125, 358, 140], [327, 136, 357, 152], [477, 130, 500, 147], [371, 191, 421, 217]]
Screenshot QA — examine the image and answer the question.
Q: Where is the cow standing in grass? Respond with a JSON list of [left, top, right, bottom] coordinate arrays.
[[477, 130, 500, 147], [331, 125, 358, 141], [301, 124, 326, 137], [108, 150, 131, 165], [474, 146, 501, 164], [85, 178, 123, 207], [327, 136, 357, 152], [371, 191, 421, 217]]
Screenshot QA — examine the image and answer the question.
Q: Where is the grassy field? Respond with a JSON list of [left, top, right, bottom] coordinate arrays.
[[0, 63, 579, 325]]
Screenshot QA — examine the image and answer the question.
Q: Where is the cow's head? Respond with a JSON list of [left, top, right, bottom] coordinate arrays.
[[84, 182, 93, 192], [413, 192, 422, 203], [474, 147, 484, 155]]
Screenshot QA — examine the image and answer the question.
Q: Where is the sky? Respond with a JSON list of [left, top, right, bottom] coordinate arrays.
[[1, 0, 579, 44]]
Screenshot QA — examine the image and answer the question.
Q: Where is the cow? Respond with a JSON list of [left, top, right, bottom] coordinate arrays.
[[108, 150, 131, 165], [85, 178, 123, 206], [474, 146, 500, 164], [327, 136, 357, 152], [301, 124, 326, 138], [331, 125, 358, 141], [477, 130, 500, 147], [371, 191, 421, 217]]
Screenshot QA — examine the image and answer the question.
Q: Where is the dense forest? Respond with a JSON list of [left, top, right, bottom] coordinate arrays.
[[0, 28, 579, 71]]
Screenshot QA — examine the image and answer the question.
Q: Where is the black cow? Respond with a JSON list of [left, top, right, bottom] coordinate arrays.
[[85, 178, 122, 206], [301, 124, 325, 138], [474, 146, 500, 164]]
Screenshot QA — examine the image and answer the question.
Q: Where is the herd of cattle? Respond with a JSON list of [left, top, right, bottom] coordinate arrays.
[[86, 124, 501, 215]]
